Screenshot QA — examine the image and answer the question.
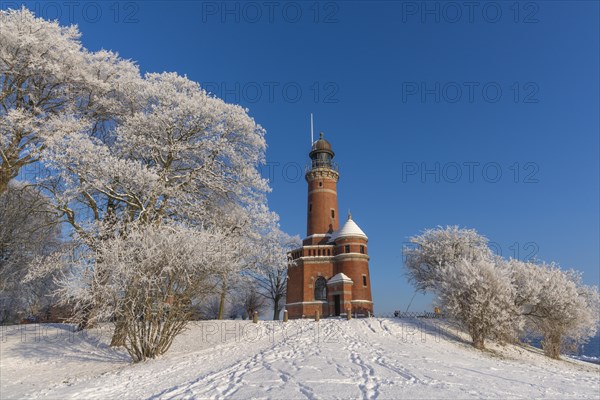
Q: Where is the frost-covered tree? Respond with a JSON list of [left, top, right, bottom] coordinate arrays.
[[41, 71, 268, 239], [405, 226, 599, 353], [1, 7, 139, 328], [510, 260, 600, 359], [0, 183, 61, 323], [404, 226, 492, 291], [0, 7, 140, 194], [12, 9, 286, 357], [404, 227, 518, 348], [38, 70, 270, 335]]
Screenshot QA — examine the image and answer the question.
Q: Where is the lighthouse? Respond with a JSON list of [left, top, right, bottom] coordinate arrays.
[[286, 132, 374, 318]]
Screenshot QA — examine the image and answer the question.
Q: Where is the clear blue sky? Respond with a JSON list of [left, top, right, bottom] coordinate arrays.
[[6, 1, 599, 314]]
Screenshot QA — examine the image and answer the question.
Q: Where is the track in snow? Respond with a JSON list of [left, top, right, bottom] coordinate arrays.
[[2, 319, 599, 399]]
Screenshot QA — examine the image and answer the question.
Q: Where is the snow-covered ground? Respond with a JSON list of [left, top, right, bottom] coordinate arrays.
[[1, 318, 599, 399]]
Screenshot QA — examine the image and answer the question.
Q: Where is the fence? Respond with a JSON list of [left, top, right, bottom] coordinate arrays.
[[392, 311, 445, 319]]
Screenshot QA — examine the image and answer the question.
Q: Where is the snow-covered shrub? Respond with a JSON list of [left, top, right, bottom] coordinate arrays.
[[510, 260, 600, 359], [55, 223, 231, 362]]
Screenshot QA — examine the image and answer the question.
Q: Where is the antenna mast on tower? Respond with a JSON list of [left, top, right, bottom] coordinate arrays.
[[310, 113, 314, 145]]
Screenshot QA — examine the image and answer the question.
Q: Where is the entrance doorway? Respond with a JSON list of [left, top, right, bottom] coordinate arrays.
[[334, 295, 341, 316]]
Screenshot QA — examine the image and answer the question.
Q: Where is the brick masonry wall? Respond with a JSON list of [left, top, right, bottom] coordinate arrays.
[[306, 171, 339, 236]]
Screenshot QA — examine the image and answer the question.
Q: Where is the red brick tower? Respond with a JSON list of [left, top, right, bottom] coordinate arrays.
[[286, 133, 374, 318]]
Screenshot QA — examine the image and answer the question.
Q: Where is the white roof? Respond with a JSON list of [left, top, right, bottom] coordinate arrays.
[[330, 213, 368, 241], [327, 273, 353, 285]]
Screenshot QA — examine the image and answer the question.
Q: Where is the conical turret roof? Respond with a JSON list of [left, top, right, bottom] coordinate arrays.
[[330, 212, 367, 241]]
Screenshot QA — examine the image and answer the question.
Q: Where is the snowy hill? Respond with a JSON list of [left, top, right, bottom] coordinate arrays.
[[1, 318, 599, 399]]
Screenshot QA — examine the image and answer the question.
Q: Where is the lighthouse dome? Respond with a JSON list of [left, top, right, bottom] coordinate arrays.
[[310, 132, 334, 158], [330, 213, 368, 241]]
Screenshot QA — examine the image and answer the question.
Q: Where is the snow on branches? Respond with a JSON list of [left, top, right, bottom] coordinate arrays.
[[436, 257, 518, 349], [53, 222, 232, 361], [404, 226, 599, 355], [0, 7, 140, 193], [2, 7, 287, 362], [0, 183, 61, 323], [510, 260, 600, 359], [404, 226, 492, 292]]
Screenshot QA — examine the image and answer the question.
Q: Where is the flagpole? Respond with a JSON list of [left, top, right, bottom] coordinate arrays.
[[310, 113, 314, 145]]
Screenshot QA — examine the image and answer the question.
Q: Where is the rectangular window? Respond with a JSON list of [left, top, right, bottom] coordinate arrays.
[[331, 209, 335, 218], [327, 249, 331, 256], [345, 245, 350, 253], [362, 275, 367, 287], [360, 245, 365, 254]]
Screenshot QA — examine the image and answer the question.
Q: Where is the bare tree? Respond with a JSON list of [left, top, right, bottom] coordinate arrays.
[[199, 296, 223, 320], [256, 265, 287, 321], [227, 302, 246, 320], [254, 228, 301, 320], [239, 284, 267, 319]]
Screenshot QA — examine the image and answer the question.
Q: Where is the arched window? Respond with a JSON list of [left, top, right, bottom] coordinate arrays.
[[314, 277, 327, 301]]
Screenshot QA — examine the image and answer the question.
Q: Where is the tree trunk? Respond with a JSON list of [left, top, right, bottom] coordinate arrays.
[[75, 302, 94, 331], [472, 334, 485, 350], [0, 171, 11, 195], [543, 333, 561, 359], [217, 281, 227, 320], [110, 317, 127, 347], [272, 294, 280, 320]]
